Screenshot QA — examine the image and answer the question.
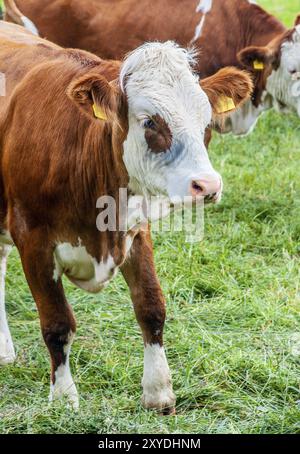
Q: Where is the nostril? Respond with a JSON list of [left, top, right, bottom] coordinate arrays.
[[190, 176, 222, 198], [191, 181, 205, 194]]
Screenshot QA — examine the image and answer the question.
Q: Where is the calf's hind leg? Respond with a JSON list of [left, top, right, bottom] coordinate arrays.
[[121, 229, 176, 414], [15, 231, 79, 409], [0, 244, 16, 365]]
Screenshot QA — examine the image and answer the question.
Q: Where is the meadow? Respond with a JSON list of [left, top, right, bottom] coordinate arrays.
[[0, 0, 300, 434]]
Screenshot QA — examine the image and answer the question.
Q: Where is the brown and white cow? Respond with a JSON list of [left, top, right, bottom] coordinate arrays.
[[6, 0, 300, 136], [0, 22, 252, 412]]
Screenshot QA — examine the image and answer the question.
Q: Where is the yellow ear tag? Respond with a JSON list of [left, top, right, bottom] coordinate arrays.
[[253, 60, 264, 70], [216, 96, 236, 114], [93, 104, 108, 121]]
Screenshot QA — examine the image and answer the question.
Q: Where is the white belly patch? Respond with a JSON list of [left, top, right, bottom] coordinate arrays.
[[53, 242, 119, 293]]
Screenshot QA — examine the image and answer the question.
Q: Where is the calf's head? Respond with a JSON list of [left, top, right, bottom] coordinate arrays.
[[239, 16, 300, 119], [68, 42, 252, 203], [119, 42, 252, 202]]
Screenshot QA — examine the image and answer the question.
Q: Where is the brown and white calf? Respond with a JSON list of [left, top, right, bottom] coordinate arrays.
[[0, 21, 252, 412], [5, 0, 300, 135]]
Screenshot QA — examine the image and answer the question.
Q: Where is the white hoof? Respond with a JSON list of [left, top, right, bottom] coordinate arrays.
[[49, 367, 79, 411], [142, 344, 176, 413], [49, 387, 79, 410], [0, 353, 16, 365], [0, 332, 16, 365], [142, 386, 176, 413], [49, 386, 79, 411]]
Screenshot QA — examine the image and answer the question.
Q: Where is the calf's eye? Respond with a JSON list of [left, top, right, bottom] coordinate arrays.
[[289, 69, 300, 80], [142, 118, 156, 130]]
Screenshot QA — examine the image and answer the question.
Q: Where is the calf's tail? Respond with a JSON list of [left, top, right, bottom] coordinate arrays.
[[3, 0, 39, 35]]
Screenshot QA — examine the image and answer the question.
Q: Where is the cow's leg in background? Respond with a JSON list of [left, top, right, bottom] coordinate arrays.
[[121, 228, 176, 414], [0, 244, 16, 365], [13, 228, 79, 409]]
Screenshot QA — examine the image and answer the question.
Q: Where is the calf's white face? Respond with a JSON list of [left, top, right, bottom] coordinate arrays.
[[120, 42, 222, 202], [267, 26, 300, 117], [236, 22, 300, 135]]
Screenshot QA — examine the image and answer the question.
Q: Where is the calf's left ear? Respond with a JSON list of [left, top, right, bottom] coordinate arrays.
[[201, 67, 253, 117], [67, 71, 118, 121], [295, 14, 300, 26]]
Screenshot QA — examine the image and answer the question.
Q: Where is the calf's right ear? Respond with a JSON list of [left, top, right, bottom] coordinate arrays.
[[201, 67, 253, 117], [237, 45, 276, 71], [67, 72, 118, 122]]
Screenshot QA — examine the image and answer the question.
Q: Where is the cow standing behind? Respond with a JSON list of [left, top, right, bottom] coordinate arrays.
[[6, 0, 300, 136], [0, 23, 252, 412]]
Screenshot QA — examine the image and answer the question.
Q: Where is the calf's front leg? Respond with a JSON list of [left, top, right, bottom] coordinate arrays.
[[121, 229, 176, 414], [14, 229, 79, 409], [0, 244, 16, 365]]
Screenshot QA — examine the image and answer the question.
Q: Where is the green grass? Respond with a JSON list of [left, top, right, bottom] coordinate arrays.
[[1, 0, 300, 435], [260, 0, 299, 26]]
